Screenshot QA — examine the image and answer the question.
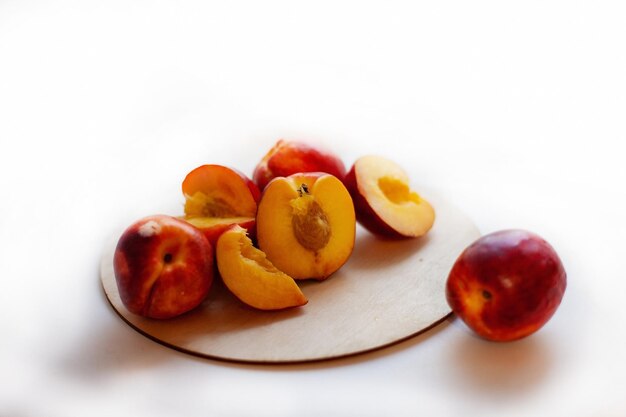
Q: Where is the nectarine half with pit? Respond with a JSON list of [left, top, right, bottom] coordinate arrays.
[[113, 215, 214, 319], [216, 225, 307, 310], [253, 139, 346, 190], [345, 155, 435, 238], [256, 172, 355, 280], [182, 164, 260, 247]]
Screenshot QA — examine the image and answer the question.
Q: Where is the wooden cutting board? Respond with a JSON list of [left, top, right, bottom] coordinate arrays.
[[100, 191, 479, 364]]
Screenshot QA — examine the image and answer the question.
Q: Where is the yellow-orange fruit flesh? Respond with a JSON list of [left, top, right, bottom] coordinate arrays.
[[256, 174, 356, 280], [182, 165, 259, 219], [349, 155, 435, 238], [216, 226, 307, 310]]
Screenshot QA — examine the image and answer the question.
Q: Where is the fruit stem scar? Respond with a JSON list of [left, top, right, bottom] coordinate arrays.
[[163, 253, 173, 264], [298, 183, 310, 197], [482, 290, 492, 300]]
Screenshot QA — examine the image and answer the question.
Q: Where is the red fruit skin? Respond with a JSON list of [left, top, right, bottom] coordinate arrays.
[[446, 229, 567, 342], [344, 164, 406, 238], [253, 140, 346, 190], [113, 215, 214, 319], [231, 166, 261, 204]]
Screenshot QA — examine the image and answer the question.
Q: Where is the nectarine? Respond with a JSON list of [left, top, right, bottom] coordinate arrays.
[[253, 140, 346, 190], [182, 164, 260, 247], [256, 172, 355, 280], [113, 215, 214, 319], [216, 225, 307, 310], [446, 229, 567, 341], [345, 155, 435, 238]]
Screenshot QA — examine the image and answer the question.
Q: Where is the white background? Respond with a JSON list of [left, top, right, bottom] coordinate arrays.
[[1, 1, 625, 416]]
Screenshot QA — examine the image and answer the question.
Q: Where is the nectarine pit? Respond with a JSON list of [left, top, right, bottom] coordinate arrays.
[[290, 184, 331, 251]]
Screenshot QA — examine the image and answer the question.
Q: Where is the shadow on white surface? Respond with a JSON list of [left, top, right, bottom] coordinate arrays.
[[445, 317, 555, 395], [56, 287, 177, 383]]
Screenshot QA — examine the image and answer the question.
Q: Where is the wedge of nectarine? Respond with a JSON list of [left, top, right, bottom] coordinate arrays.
[[216, 225, 307, 310], [182, 164, 260, 247], [256, 172, 356, 280], [345, 155, 435, 238]]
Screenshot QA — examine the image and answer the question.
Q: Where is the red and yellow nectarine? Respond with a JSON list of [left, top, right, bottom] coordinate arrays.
[[345, 155, 435, 238], [256, 172, 355, 280], [113, 215, 214, 319], [253, 140, 346, 190], [446, 229, 567, 341], [182, 164, 260, 247], [216, 225, 307, 310]]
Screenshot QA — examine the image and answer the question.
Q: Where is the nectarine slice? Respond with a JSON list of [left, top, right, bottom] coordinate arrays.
[[256, 173, 356, 280], [183, 164, 260, 217], [182, 164, 260, 246], [216, 226, 307, 310], [345, 156, 435, 238]]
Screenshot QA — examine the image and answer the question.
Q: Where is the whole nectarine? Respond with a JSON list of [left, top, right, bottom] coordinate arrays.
[[446, 229, 567, 341], [113, 215, 214, 319], [253, 140, 346, 190]]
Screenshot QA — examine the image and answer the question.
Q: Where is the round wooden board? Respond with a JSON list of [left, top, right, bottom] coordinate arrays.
[[100, 191, 479, 364]]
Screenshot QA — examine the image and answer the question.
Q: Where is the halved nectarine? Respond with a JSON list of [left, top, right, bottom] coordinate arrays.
[[253, 140, 346, 190], [345, 155, 435, 238], [216, 225, 307, 310], [182, 164, 260, 246], [256, 172, 356, 280]]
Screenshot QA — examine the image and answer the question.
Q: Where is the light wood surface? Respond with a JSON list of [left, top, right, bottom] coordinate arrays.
[[100, 191, 480, 364]]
